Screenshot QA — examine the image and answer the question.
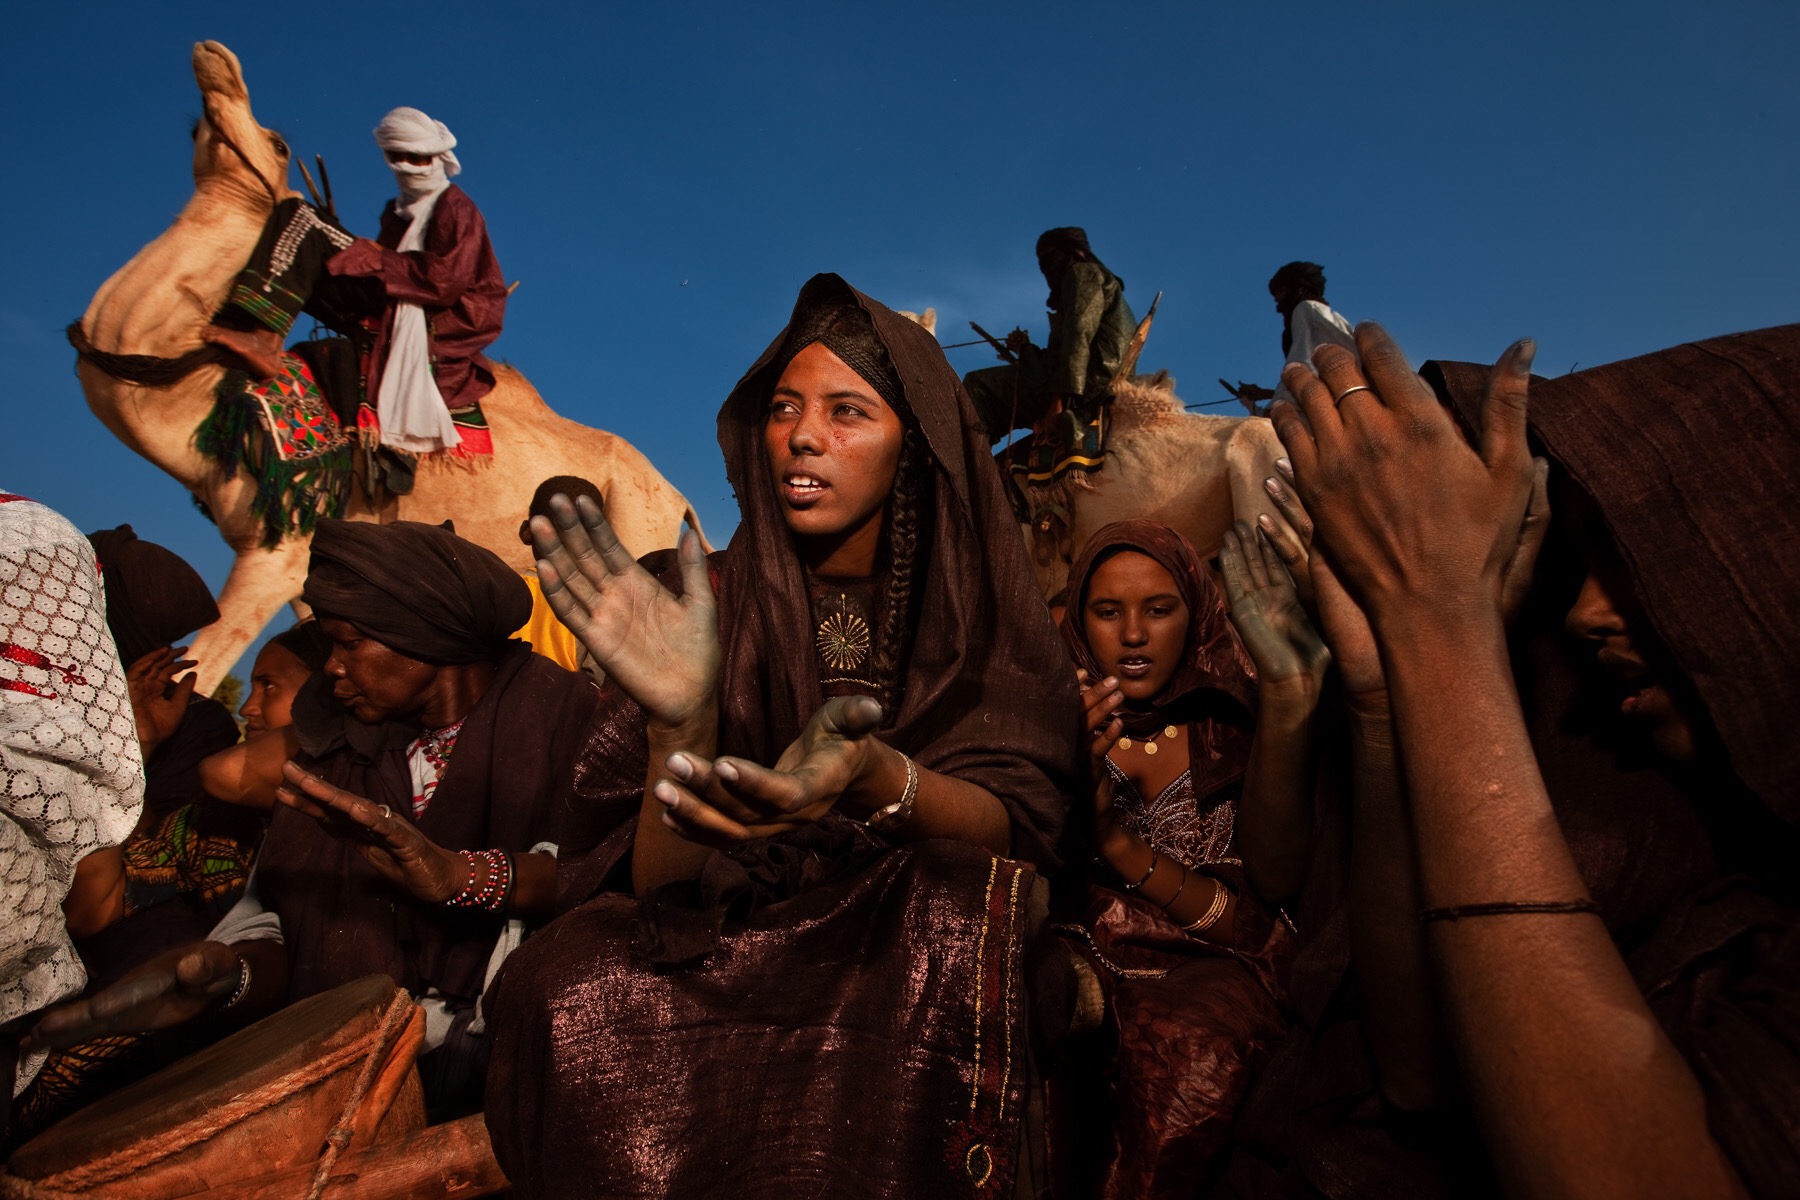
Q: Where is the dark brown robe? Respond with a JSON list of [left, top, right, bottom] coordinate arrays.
[[259, 646, 598, 1007], [1213, 325, 1800, 1198], [483, 275, 1082, 1199]]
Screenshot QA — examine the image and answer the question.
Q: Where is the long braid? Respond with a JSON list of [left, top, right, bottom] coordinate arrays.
[[870, 428, 926, 720]]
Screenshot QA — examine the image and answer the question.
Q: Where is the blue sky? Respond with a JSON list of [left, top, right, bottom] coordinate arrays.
[[4, 1, 1796, 679]]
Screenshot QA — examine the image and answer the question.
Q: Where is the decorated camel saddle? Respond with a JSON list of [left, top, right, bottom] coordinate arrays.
[[196, 335, 495, 546]]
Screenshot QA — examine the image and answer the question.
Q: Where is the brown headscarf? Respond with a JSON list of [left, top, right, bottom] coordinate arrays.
[[1425, 324, 1800, 823], [85, 525, 219, 667], [710, 273, 1081, 864], [301, 519, 531, 665], [1061, 520, 1256, 802]]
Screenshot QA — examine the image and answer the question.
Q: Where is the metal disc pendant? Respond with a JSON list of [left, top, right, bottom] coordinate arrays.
[[1118, 737, 1133, 750], [1164, 725, 1179, 739], [1144, 741, 1159, 755]]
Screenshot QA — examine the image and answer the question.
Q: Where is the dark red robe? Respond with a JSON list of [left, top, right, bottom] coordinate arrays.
[[328, 184, 507, 411]]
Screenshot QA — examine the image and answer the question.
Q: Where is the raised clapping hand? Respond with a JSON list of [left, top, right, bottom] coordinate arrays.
[[275, 761, 467, 904], [127, 645, 199, 755], [1271, 329, 1542, 633], [649, 694, 886, 845], [1218, 518, 1330, 699], [529, 494, 719, 736], [1076, 668, 1125, 842]]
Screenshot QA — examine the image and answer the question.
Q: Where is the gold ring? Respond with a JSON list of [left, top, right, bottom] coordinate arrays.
[[1335, 384, 1373, 404]]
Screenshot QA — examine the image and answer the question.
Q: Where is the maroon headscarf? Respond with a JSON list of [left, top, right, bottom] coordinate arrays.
[[1061, 520, 1256, 801]]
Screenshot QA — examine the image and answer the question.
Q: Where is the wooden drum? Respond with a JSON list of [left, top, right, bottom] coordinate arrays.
[[2, 974, 427, 1199]]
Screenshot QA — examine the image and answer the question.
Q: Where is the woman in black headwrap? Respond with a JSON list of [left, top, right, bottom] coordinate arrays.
[[30, 519, 601, 1114], [484, 274, 1082, 1198]]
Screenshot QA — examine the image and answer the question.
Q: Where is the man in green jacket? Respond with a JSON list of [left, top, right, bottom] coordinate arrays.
[[965, 227, 1137, 449]]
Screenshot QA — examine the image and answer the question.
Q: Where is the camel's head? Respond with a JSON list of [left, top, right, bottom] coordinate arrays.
[[189, 41, 294, 208]]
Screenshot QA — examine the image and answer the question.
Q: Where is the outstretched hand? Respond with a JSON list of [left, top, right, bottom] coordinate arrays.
[[26, 941, 239, 1052], [1219, 518, 1329, 700], [275, 761, 467, 904], [530, 494, 719, 735], [1269, 326, 1538, 630], [649, 695, 886, 846]]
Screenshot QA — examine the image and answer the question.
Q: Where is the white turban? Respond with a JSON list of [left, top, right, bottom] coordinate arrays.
[[373, 106, 462, 177]]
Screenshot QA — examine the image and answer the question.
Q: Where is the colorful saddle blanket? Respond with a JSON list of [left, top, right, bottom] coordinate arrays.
[[196, 347, 491, 546]]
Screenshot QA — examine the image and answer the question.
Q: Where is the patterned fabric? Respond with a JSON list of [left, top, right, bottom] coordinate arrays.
[[121, 801, 258, 912], [1104, 757, 1240, 869], [406, 719, 464, 820], [355, 397, 494, 461], [0, 492, 143, 1094], [195, 356, 355, 548]]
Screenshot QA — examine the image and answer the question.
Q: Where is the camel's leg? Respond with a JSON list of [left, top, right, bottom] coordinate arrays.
[[187, 537, 313, 693]]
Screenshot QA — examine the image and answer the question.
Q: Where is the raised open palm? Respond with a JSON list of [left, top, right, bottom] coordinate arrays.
[[530, 494, 719, 731]]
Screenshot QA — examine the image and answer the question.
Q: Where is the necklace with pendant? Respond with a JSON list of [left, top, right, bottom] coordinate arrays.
[[1117, 725, 1181, 755]]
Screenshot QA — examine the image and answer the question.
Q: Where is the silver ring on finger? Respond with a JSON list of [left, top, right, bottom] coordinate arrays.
[[378, 805, 392, 821], [1334, 384, 1374, 404]]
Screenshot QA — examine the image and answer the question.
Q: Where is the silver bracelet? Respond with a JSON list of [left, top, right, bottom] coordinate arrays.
[[865, 753, 919, 834], [219, 954, 252, 1011]]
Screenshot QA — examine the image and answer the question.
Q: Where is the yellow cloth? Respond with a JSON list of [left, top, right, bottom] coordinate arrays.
[[515, 570, 584, 673]]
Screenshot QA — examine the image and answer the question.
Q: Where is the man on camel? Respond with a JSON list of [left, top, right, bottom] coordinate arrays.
[[202, 107, 507, 456], [964, 227, 1137, 466]]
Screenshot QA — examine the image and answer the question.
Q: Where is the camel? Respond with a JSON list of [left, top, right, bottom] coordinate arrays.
[[75, 42, 706, 694], [1015, 374, 1284, 603]]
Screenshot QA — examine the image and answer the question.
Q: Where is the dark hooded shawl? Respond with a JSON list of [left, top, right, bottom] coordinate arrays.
[[1215, 326, 1800, 1199], [484, 275, 1082, 1199], [257, 521, 596, 1008]]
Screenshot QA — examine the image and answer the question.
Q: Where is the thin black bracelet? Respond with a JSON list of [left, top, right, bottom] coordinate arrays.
[[1419, 899, 1599, 924]]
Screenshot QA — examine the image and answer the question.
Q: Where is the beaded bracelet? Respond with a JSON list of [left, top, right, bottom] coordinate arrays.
[[447, 848, 512, 913]]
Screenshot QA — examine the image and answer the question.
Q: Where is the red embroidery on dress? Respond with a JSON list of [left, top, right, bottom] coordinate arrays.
[[0, 493, 35, 504], [1, 642, 90, 699]]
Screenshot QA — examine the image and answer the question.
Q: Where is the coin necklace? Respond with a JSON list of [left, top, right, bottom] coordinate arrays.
[[1117, 725, 1181, 755]]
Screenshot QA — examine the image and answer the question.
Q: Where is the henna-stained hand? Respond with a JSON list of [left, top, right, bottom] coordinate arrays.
[[648, 695, 886, 846], [529, 494, 718, 735], [1219, 518, 1330, 699], [275, 761, 467, 904]]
